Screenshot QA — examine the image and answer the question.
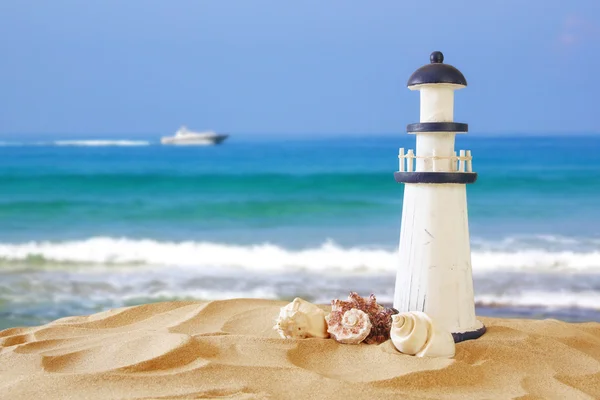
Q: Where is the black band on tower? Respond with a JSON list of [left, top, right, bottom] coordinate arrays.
[[394, 172, 477, 184], [406, 122, 468, 133]]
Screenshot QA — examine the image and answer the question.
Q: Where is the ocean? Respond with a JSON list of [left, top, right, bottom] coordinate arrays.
[[0, 135, 599, 329]]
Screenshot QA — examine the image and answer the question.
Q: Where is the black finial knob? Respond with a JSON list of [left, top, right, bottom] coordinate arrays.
[[430, 51, 444, 64]]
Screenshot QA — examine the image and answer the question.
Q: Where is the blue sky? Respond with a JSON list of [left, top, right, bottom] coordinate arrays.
[[0, 0, 599, 136]]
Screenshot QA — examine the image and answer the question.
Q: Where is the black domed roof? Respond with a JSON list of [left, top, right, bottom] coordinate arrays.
[[407, 51, 467, 87]]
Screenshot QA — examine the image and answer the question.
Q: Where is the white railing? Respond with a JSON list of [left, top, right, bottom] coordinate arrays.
[[398, 148, 473, 172]]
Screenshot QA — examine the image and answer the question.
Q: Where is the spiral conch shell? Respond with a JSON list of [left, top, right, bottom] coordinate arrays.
[[390, 311, 455, 358], [274, 298, 329, 339], [326, 292, 398, 344], [326, 308, 372, 344]]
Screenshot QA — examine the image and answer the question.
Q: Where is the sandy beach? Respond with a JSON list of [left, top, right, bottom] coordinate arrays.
[[0, 299, 598, 399]]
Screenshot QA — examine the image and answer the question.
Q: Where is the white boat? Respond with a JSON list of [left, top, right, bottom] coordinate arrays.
[[161, 126, 228, 146]]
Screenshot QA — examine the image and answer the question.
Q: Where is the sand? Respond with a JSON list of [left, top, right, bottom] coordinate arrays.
[[0, 299, 599, 400]]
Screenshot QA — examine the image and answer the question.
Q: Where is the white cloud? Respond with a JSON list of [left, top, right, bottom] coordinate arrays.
[[557, 14, 600, 48]]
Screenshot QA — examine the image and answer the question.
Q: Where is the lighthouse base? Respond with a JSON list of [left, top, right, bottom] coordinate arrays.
[[451, 321, 486, 343]]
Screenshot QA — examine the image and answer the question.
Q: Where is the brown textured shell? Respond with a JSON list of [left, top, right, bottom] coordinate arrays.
[[328, 292, 399, 344], [325, 308, 371, 344]]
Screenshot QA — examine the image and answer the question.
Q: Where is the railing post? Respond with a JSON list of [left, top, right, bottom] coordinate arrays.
[[466, 150, 473, 172], [432, 150, 438, 172], [459, 150, 466, 172], [452, 151, 457, 171], [399, 148, 405, 172], [407, 149, 414, 172]]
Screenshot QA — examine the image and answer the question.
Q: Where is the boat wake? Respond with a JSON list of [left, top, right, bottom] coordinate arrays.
[[54, 140, 150, 147], [0, 140, 150, 147]]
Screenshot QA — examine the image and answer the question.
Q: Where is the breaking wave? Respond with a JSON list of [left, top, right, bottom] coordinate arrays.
[[0, 237, 599, 273]]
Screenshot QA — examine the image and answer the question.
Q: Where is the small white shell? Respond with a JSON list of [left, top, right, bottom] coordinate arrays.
[[326, 308, 372, 344], [274, 298, 329, 339], [390, 311, 455, 358]]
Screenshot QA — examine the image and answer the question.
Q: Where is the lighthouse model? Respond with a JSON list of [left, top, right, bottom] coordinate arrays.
[[393, 51, 485, 342]]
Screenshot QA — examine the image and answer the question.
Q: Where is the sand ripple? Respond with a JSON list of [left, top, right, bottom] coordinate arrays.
[[0, 299, 599, 399]]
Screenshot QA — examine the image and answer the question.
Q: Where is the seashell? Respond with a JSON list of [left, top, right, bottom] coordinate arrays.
[[325, 308, 372, 344], [390, 311, 455, 358], [273, 298, 329, 339], [326, 292, 398, 344]]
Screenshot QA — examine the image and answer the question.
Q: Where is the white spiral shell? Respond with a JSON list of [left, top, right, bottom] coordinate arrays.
[[326, 308, 372, 344], [390, 311, 455, 358], [274, 298, 329, 339]]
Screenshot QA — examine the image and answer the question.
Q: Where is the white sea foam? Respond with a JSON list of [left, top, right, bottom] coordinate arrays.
[[475, 291, 600, 310], [1, 237, 600, 273], [53, 140, 150, 147], [116, 290, 600, 312], [0, 141, 50, 146], [120, 288, 281, 303]]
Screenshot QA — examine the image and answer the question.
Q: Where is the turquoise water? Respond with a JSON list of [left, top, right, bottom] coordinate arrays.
[[0, 135, 599, 328]]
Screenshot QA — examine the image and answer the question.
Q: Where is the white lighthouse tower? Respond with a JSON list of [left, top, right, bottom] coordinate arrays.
[[393, 51, 485, 342]]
